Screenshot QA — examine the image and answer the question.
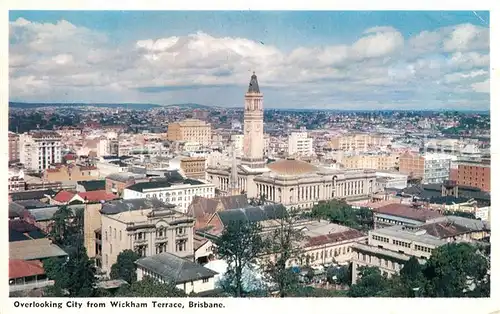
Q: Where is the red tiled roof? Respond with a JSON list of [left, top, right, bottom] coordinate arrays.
[[64, 154, 76, 160], [305, 229, 366, 247], [374, 204, 443, 222], [9, 259, 45, 279], [53, 190, 76, 203], [78, 190, 117, 202]]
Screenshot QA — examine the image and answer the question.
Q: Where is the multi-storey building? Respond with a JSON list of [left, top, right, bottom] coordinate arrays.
[[450, 161, 490, 192], [8, 168, 26, 192], [399, 152, 456, 184], [167, 119, 212, 146], [351, 215, 489, 283], [329, 134, 389, 151], [288, 131, 314, 157], [123, 177, 215, 213], [19, 131, 62, 171], [9, 132, 20, 162], [180, 157, 206, 180], [342, 154, 399, 171], [100, 200, 195, 275], [43, 164, 99, 182]]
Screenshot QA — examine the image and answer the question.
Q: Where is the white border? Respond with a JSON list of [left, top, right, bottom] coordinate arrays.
[[1, 2, 498, 314]]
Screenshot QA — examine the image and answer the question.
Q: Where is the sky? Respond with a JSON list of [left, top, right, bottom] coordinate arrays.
[[9, 11, 490, 110]]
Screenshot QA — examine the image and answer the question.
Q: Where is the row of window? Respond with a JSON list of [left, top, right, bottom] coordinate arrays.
[[372, 235, 389, 243], [414, 244, 433, 253], [393, 239, 411, 248]]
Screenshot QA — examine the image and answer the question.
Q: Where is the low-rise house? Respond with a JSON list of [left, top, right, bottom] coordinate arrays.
[[9, 259, 54, 293], [135, 252, 218, 294], [50, 190, 118, 205]]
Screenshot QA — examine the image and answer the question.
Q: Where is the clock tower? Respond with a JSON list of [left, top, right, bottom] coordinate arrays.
[[242, 72, 265, 169]]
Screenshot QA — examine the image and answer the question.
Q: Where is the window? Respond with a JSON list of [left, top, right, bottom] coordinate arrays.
[[105, 231, 108, 241], [110, 244, 113, 254], [114, 228, 116, 239], [119, 231, 122, 241], [203, 278, 209, 283]]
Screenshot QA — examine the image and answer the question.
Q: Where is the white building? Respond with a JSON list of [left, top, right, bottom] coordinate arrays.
[[123, 179, 215, 213], [288, 131, 314, 157], [231, 134, 244, 157], [375, 171, 408, 190], [19, 131, 62, 171], [135, 252, 218, 294], [423, 153, 457, 184]]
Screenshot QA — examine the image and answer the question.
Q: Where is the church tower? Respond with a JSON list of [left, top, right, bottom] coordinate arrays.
[[242, 72, 265, 169]]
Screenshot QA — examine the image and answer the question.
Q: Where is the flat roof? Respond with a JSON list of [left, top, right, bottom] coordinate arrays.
[[371, 225, 446, 247]]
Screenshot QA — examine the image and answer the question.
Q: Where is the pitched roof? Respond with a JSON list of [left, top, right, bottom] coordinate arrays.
[[78, 190, 118, 202], [217, 204, 287, 226], [9, 189, 58, 201], [9, 259, 46, 279], [77, 180, 106, 191], [374, 204, 443, 222], [9, 220, 47, 242], [247, 72, 260, 93], [127, 177, 205, 192], [135, 252, 218, 284], [9, 238, 68, 260], [53, 190, 75, 203], [101, 198, 175, 215], [422, 216, 488, 238], [304, 229, 366, 248], [188, 195, 248, 219]]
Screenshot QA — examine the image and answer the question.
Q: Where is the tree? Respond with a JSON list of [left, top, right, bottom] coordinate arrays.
[[115, 277, 186, 297], [49, 206, 84, 249], [215, 221, 265, 297], [348, 267, 392, 297], [311, 200, 373, 231], [110, 250, 141, 284], [262, 212, 304, 297], [423, 243, 489, 297]]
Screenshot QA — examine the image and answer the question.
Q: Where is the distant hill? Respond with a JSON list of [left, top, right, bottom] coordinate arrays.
[[164, 103, 213, 109], [9, 102, 162, 110]]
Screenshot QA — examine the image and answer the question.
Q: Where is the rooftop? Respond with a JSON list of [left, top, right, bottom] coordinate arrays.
[[101, 198, 176, 215], [9, 259, 46, 279], [126, 178, 205, 192], [217, 204, 287, 226], [135, 252, 218, 284], [77, 180, 106, 191], [267, 159, 318, 176], [9, 238, 68, 260], [374, 204, 443, 222], [371, 225, 446, 247]]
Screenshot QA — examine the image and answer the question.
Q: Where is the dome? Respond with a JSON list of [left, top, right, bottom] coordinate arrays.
[[267, 159, 318, 176]]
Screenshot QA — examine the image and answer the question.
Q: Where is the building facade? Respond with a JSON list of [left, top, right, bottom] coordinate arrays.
[[100, 203, 195, 275], [9, 132, 20, 162], [180, 157, 206, 180], [288, 131, 314, 157], [123, 180, 216, 213], [342, 154, 399, 171], [19, 131, 62, 171], [399, 153, 456, 184], [329, 134, 389, 151], [167, 119, 212, 146], [450, 161, 490, 192], [43, 164, 99, 182]]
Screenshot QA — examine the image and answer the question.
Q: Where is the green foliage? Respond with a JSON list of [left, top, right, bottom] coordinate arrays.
[[262, 214, 304, 297], [43, 245, 97, 297], [110, 250, 141, 284], [348, 267, 392, 297], [349, 243, 490, 298], [114, 276, 186, 297], [288, 286, 348, 297], [311, 200, 373, 231], [215, 221, 265, 297], [423, 243, 489, 297], [49, 206, 84, 249], [326, 265, 351, 286]]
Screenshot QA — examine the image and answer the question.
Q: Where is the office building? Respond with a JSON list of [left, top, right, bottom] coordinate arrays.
[[167, 119, 212, 146], [19, 131, 62, 171]]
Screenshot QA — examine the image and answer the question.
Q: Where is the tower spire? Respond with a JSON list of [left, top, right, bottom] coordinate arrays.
[[247, 71, 260, 93], [229, 142, 239, 195]]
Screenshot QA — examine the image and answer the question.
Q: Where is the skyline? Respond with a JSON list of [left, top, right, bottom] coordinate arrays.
[[9, 11, 490, 110]]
